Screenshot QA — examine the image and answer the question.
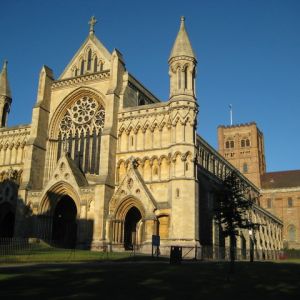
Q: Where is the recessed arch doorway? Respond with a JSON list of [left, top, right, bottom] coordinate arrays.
[[52, 195, 77, 248], [124, 206, 142, 250]]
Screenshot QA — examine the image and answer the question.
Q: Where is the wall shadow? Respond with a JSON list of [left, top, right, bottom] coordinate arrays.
[[0, 179, 94, 249]]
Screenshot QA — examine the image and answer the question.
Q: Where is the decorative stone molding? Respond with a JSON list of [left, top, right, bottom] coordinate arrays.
[[51, 71, 110, 90]]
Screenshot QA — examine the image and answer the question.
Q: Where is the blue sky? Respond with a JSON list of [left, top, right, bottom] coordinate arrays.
[[0, 0, 299, 172]]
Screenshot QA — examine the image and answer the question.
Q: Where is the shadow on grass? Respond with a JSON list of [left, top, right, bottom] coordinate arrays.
[[0, 261, 300, 299]]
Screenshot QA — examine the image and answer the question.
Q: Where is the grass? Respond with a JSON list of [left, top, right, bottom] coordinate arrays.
[[1, 243, 300, 299], [0, 260, 300, 299], [0, 240, 154, 264]]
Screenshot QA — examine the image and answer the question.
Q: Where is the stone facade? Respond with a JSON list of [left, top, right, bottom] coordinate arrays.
[[218, 123, 300, 249], [0, 17, 282, 255]]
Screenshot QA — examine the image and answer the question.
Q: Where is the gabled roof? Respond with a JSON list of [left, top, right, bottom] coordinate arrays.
[[0, 61, 11, 98], [261, 170, 300, 189], [59, 33, 111, 80], [169, 16, 196, 61]]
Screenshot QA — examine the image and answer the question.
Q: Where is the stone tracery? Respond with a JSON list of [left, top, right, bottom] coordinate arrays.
[[57, 95, 105, 175]]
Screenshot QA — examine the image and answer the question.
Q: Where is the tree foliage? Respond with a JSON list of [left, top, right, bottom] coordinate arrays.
[[214, 171, 259, 238]]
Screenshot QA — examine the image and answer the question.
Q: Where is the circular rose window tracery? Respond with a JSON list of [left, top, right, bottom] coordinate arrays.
[[58, 95, 105, 136]]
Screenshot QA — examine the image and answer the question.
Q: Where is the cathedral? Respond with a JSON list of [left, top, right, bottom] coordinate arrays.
[[0, 16, 286, 255]]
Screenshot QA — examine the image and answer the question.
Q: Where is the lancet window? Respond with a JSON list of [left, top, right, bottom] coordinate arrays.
[[57, 95, 105, 175], [87, 49, 92, 71]]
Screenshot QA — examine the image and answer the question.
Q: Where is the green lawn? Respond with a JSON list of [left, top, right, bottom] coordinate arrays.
[[0, 260, 300, 299]]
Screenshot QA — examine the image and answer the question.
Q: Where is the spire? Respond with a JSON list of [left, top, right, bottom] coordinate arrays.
[[0, 60, 11, 99], [169, 16, 196, 62]]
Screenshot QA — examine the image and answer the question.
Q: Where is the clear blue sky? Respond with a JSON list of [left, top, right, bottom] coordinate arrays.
[[1, 0, 299, 172]]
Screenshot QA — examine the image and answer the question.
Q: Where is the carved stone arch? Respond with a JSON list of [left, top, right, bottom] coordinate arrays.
[[117, 159, 126, 169], [156, 214, 170, 239], [158, 119, 167, 131], [49, 87, 105, 139], [172, 151, 182, 162], [150, 155, 159, 165], [171, 62, 181, 73], [172, 114, 181, 126], [118, 124, 126, 136], [39, 181, 81, 218], [77, 55, 84, 69], [150, 119, 159, 132], [142, 156, 150, 165], [182, 62, 190, 71], [126, 123, 134, 135], [84, 45, 93, 57], [114, 196, 146, 220], [15, 141, 21, 149], [186, 151, 193, 161], [159, 154, 170, 165], [135, 122, 142, 131], [142, 121, 151, 133]]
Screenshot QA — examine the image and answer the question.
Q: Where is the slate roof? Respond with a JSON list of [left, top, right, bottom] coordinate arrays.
[[261, 170, 300, 189]]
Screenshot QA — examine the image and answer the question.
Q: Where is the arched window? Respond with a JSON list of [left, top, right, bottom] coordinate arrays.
[[184, 67, 188, 89], [225, 141, 230, 149], [99, 61, 103, 71], [80, 60, 85, 75], [57, 96, 105, 175], [288, 225, 296, 241], [177, 67, 181, 89], [243, 163, 248, 173], [230, 141, 234, 148], [246, 139, 250, 147], [241, 140, 245, 147], [94, 56, 98, 72], [74, 68, 78, 77], [87, 49, 92, 71], [1, 103, 9, 127]]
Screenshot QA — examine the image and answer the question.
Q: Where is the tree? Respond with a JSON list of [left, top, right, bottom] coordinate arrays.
[[214, 171, 260, 273]]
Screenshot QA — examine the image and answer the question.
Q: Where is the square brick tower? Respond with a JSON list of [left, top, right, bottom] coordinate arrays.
[[218, 122, 266, 188]]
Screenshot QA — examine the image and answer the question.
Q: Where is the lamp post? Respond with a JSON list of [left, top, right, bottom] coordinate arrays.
[[249, 229, 254, 262]]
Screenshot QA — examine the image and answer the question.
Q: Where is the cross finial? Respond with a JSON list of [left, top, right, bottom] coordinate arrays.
[[88, 16, 97, 35]]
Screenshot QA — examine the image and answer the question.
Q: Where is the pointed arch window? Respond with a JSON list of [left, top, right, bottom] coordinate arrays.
[[177, 67, 181, 90], [87, 49, 92, 71], [230, 141, 234, 148], [94, 56, 98, 72], [74, 68, 78, 77], [243, 163, 248, 173], [246, 139, 250, 147], [57, 96, 105, 175], [99, 61, 103, 71], [241, 139, 245, 148], [184, 67, 188, 89], [80, 60, 85, 75]]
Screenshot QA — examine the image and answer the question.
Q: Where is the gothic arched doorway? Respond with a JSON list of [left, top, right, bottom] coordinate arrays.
[[52, 195, 77, 248], [0, 203, 15, 238], [124, 207, 142, 250]]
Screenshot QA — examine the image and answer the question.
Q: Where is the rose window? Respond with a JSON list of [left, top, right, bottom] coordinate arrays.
[[58, 96, 105, 135], [57, 95, 105, 175], [59, 114, 72, 133], [71, 96, 98, 125]]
